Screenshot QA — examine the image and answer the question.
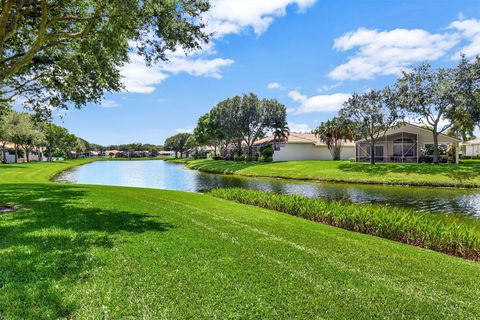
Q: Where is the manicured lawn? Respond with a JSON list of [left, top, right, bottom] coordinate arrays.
[[186, 159, 480, 188], [1, 160, 480, 318]]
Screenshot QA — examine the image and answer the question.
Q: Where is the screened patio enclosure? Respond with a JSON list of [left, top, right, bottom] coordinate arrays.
[[356, 132, 419, 163]]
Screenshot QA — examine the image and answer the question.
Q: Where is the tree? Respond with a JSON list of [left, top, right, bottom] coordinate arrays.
[[340, 89, 399, 164], [193, 111, 224, 156], [42, 122, 69, 161], [313, 117, 355, 160], [0, 0, 210, 116], [164, 133, 192, 158], [4, 111, 43, 162], [395, 64, 459, 164], [0, 109, 11, 162], [265, 99, 289, 151]]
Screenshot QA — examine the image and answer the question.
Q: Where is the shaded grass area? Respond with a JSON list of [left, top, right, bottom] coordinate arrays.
[[209, 188, 480, 260], [1, 183, 480, 318], [186, 159, 480, 188]]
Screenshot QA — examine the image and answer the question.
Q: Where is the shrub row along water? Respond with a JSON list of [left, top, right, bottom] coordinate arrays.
[[208, 188, 480, 261]]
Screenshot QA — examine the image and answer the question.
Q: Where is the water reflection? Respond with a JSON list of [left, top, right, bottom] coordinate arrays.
[[56, 160, 480, 217]]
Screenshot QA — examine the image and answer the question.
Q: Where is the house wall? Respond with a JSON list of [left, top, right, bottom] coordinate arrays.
[[466, 144, 480, 156], [272, 143, 355, 162], [356, 126, 459, 162]]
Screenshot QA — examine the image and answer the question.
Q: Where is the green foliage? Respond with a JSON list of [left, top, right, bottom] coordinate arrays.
[[193, 93, 288, 158], [261, 146, 273, 158], [164, 132, 193, 158], [0, 0, 210, 116], [312, 117, 356, 160], [340, 88, 400, 164], [209, 188, 480, 260]]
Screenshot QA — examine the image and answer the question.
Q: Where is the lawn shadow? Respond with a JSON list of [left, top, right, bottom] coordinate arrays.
[[0, 184, 174, 318]]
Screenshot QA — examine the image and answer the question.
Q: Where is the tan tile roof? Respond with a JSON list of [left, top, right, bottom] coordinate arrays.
[[254, 133, 355, 146]]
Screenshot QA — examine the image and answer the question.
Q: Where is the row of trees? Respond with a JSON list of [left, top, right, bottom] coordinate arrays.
[[313, 56, 480, 164], [0, 110, 88, 163], [164, 93, 289, 159]]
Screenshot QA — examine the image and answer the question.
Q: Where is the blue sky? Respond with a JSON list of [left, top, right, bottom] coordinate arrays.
[[52, 0, 480, 145]]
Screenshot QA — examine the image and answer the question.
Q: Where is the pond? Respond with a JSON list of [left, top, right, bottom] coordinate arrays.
[[55, 160, 480, 217]]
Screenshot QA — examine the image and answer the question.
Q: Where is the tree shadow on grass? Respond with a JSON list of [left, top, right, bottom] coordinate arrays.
[[0, 184, 174, 319], [337, 162, 480, 181]]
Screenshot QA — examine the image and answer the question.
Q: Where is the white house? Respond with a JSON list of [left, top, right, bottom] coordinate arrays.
[[2, 142, 44, 163], [355, 123, 461, 163], [253, 133, 356, 162], [463, 138, 480, 157]]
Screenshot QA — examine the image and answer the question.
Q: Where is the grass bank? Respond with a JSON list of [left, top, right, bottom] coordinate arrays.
[[185, 159, 480, 188], [209, 188, 480, 260], [1, 160, 480, 318]]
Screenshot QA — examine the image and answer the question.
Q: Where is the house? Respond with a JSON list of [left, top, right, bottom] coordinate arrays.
[[253, 133, 356, 162], [2, 142, 45, 163], [463, 138, 480, 157], [355, 123, 461, 163]]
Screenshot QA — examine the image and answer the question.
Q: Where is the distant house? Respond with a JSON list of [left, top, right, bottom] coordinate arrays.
[[253, 133, 356, 162], [2, 142, 44, 163], [463, 138, 480, 157], [355, 123, 461, 163]]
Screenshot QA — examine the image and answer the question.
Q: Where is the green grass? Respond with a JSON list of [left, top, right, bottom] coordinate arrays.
[[209, 188, 480, 260], [185, 159, 480, 188], [1, 160, 480, 318]]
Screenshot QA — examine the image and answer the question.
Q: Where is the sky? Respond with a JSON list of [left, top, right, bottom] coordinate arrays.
[[49, 0, 480, 145]]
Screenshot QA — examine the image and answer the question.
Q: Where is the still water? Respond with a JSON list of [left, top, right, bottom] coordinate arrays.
[[56, 160, 480, 217]]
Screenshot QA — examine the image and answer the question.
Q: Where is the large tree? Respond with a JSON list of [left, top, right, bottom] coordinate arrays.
[[164, 133, 192, 158], [395, 64, 459, 164], [0, 0, 210, 116], [313, 117, 355, 160], [340, 89, 400, 164]]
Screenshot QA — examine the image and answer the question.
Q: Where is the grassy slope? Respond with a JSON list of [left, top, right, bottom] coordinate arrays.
[[185, 159, 480, 187], [1, 161, 480, 318]]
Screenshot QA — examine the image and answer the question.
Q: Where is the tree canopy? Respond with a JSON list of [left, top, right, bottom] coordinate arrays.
[[0, 0, 210, 117]]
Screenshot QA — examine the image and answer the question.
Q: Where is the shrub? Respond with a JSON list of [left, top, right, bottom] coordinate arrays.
[[261, 146, 274, 159], [213, 156, 224, 160], [209, 188, 480, 260]]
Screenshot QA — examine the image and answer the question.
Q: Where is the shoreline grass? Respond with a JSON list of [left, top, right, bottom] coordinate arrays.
[[184, 159, 480, 188], [2, 160, 480, 318], [209, 188, 480, 260]]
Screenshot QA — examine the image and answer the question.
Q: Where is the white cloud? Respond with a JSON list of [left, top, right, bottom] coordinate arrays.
[[160, 57, 234, 79], [329, 27, 459, 80], [288, 90, 350, 114], [267, 82, 284, 89], [121, 55, 170, 93], [317, 82, 342, 93], [449, 18, 480, 58], [206, 0, 317, 37], [99, 99, 119, 108], [121, 54, 233, 94], [175, 127, 194, 134], [288, 122, 312, 133]]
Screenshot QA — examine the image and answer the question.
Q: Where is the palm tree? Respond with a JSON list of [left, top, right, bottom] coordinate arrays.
[[313, 117, 355, 160], [272, 121, 289, 151]]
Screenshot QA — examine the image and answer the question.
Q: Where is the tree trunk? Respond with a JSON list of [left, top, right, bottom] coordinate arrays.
[[14, 146, 18, 163], [432, 131, 439, 164], [1, 143, 6, 163], [370, 140, 375, 165], [25, 149, 30, 162], [48, 149, 52, 162]]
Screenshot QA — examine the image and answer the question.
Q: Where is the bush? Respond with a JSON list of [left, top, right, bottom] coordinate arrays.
[[261, 146, 274, 159], [213, 156, 224, 161], [209, 188, 480, 260]]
